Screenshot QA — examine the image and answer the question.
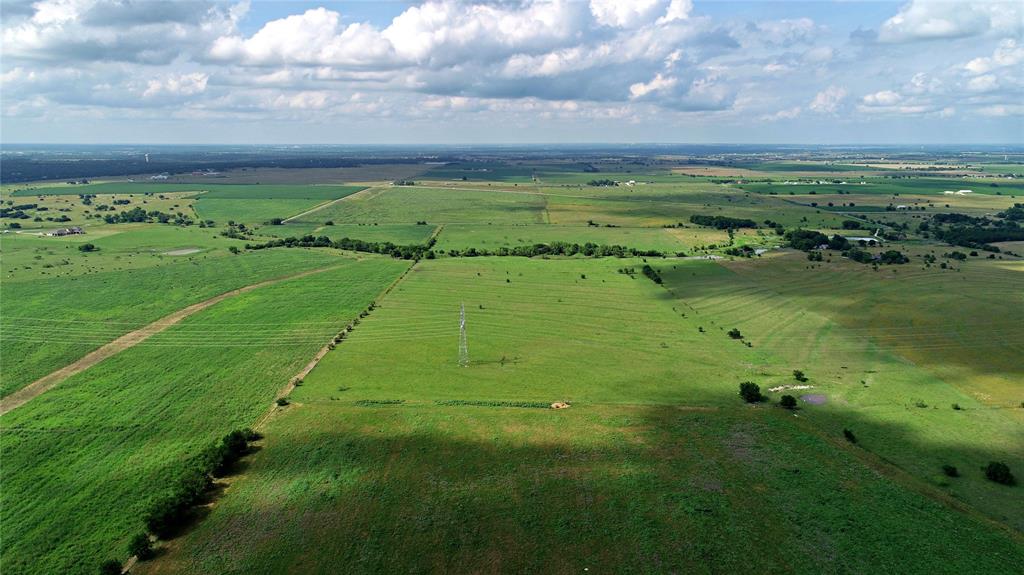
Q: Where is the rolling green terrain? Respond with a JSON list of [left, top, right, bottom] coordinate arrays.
[[2, 158, 1022, 575], [1, 248, 343, 396], [0, 256, 408, 575], [139, 256, 1024, 574]]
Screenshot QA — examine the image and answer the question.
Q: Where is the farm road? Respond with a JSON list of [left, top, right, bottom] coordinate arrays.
[[0, 266, 339, 417]]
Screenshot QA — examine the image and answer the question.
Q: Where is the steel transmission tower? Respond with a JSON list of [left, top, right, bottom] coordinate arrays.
[[458, 302, 469, 367]]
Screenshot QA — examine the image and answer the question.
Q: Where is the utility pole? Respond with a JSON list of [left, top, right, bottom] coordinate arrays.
[[458, 302, 469, 367]]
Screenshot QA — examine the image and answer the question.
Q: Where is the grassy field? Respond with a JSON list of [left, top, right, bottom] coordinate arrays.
[[138, 256, 1024, 574], [0, 256, 409, 575], [660, 250, 1024, 528], [4, 163, 1023, 575], [0, 248, 343, 396], [434, 223, 692, 252], [295, 186, 548, 224]]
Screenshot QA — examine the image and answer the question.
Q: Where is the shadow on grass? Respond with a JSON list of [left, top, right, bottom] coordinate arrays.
[[142, 398, 1024, 575]]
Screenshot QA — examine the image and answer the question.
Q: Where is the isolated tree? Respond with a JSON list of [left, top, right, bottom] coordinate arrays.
[[78, 243, 98, 252], [739, 382, 763, 403], [128, 533, 154, 561], [942, 465, 959, 478], [985, 461, 1016, 485], [228, 246, 240, 254], [275, 397, 289, 407], [727, 328, 743, 340], [780, 395, 797, 409], [792, 370, 807, 382]]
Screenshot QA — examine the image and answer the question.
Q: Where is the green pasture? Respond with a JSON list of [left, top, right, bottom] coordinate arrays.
[[295, 186, 548, 225], [0, 256, 409, 575], [661, 251, 1024, 528], [434, 223, 690, 252], [137, 256, 1024, 574], [2, 224, 241, 282], [0, 248, 343, 396]]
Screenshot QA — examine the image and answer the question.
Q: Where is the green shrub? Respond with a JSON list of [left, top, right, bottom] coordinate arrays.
[[942, 465, 959, 478], [275, 397, 289, 406], [99, 559, 122, 575], [984, 461, 1015, 485], [779, 395, 797, 409], [739, 382, 763, 403], [128, 533, 154, 560], [843, 429, 857, 444]]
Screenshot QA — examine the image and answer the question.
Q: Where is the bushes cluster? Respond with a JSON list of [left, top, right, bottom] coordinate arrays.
[[689, 215, 758, 229], [739, 382, 763, 403], [587, 179, 618, 187], [447, 242, 668, 258], [785, 229, 829, 251], [984, 461, 1015, 485], [247, 235, 437, 260], [143, 429, 260, 538], [103, 206, 193, 226], [354, 399, 405, 406], [641, 264, 662, 284]]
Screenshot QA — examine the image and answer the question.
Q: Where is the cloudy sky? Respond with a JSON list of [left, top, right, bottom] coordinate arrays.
[[1, 0, 1022, 144]]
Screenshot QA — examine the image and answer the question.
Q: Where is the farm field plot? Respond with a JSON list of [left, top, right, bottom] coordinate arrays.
[[295, 186, 548, 224], [0, 256, 409, 575], [0, 249, 342, 396], [190, 185, 366, 224], [139, 256, 1024, 574], [542, 185, 848, 229], [658, 251, 1024, 528], [433, 223, 690, 252]]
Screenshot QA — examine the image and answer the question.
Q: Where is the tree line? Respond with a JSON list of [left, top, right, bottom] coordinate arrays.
[[245, 235, 677, 260]]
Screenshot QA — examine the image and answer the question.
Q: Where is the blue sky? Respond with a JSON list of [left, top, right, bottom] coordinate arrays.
[[1, 0, 1021, 144]]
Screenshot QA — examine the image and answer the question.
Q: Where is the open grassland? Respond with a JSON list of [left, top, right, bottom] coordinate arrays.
[[659, 251, 1024, 529], [139, 256, 1024, 574], [2, 225, 245, 282], [0, 249, 343, 397], [0, 256, 409, 575], [189, 185, 365, 224], [296, 186, 548, 224]]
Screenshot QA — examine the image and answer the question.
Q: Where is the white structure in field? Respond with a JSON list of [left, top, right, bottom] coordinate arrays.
[[458, 303, 469, 367]]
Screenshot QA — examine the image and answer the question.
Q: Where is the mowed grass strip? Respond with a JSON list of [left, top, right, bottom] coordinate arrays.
[[0, 249, 344, 397], [0, 256, 408, 575]]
